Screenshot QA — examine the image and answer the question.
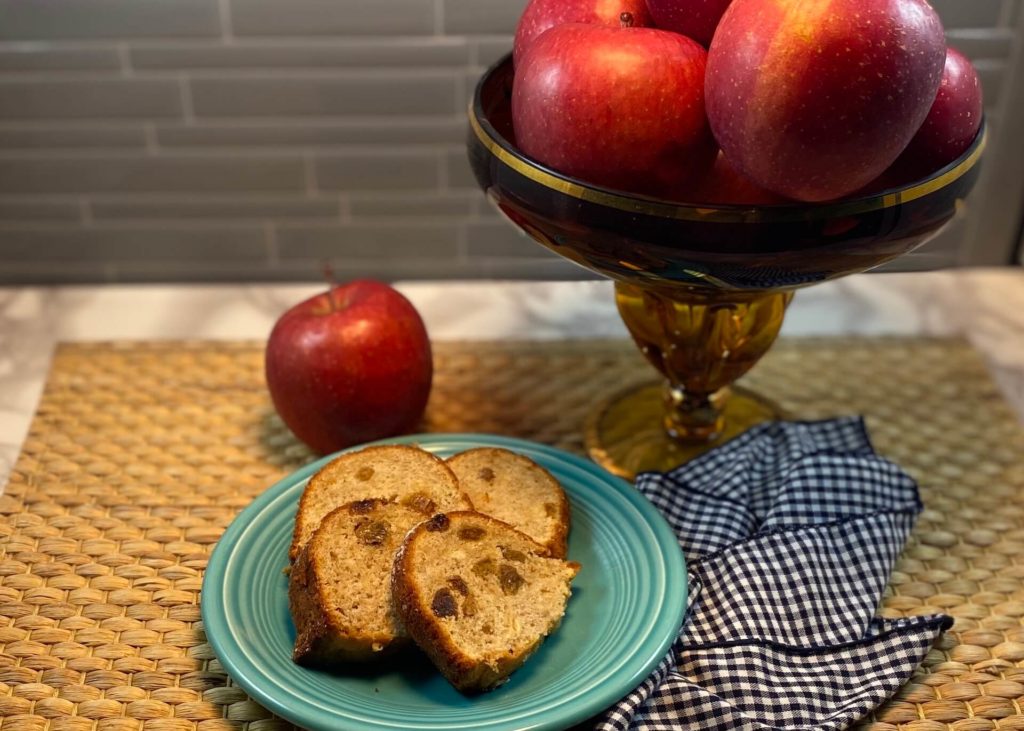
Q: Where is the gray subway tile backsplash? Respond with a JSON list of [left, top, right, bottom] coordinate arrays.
[[974, 59, 1005, 107], [230, 0, 434, 36], [275, 223, 460, 259], [443, 0, 526, 35], [946, 28, 1015, 59], [267, 257, 483, 282], [463, 221, 544, 258], [0, 47, 121, 72], [0, 0, 221, 40], [0, 154, 306, 194], [90, 196, 341, 221], [0, 126, 147, 149], [0, 199, 83, 222], [0, 225, 267, 260], [130, 39, 470, 71], [349, 191, 476, 218], [314, 149, 440, 191], [471, 37, 513, 67], [189, 73, 459, 117], [0, 0, 1014, 283], [444, 147, 479, 189], [0, 79, 182, 120], [155, 118, 466, 147], [929, 0, 1003, 28]]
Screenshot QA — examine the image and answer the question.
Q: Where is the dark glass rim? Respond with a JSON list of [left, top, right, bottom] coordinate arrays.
[[470, 53, 987, 224]]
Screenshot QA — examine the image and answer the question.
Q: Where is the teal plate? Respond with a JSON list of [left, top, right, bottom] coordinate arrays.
[[202, 434, 687, 731]]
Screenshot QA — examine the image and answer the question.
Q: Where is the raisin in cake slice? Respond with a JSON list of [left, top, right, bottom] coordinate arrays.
[[446, 447, 571, 557], [289, 498, 425, 664], [290, 444, 470, 562], [391, 511, 580, 692]]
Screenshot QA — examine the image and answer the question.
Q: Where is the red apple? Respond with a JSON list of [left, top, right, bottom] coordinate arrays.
[[645, 0, 733, 47], [705, 0, 946, 202], [512, 19, 716, 197], [897, 46, 983, 176], [265, 280, 432, 454], [685, 151, 789, 204], [514, 0, 653, 65]]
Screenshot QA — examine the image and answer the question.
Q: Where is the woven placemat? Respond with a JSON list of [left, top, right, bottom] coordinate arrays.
[[2, 338, 1023, 731]]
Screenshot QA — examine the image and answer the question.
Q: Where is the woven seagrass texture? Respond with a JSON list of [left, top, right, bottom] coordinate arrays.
[[1, 338, 1022, 731]]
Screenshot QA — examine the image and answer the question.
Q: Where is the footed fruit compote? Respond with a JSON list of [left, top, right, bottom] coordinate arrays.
[[468, 56, 985, 479]]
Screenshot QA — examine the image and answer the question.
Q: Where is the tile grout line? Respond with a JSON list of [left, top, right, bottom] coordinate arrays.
[[116, 43, 132, 77], [218, 0, 235, 42], [143, 123, 159, 153], [79, 198, 93, 227], [437, 149, 449, 191], [455, 220, 468, 261], [303, 151, 317, 193], [265, 221, 278, 265], [178, 74, 195, 123], [434, 0, 445, 36]]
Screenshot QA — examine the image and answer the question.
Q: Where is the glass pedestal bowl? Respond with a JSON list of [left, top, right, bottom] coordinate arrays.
[[468, 56, 986, 480]]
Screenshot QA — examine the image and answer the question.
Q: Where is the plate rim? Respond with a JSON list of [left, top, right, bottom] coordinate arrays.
[[202, 433, 687, 731]]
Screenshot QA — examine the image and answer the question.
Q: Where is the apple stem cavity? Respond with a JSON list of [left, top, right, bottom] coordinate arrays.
[[619, 11, 634, 27]]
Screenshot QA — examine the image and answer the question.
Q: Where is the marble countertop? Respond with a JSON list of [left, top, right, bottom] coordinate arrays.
[[2, 269, 1023, 489]]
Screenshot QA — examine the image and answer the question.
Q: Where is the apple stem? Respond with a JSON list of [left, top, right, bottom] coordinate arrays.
[[322, 259, 338, 312], [620, 11, 634, 27]]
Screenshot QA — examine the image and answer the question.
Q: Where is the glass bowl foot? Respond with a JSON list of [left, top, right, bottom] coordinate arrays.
[[585, 380, 785, 480]]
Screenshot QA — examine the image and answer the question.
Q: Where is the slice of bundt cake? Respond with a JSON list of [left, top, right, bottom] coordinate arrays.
[[391, 511, 580, 692], [290, 444, 470, 562], [446, 447, 571, 557], [289, 498, 425, 664]]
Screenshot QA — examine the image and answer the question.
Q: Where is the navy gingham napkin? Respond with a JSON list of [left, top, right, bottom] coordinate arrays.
[[596, 417, 952, 731]]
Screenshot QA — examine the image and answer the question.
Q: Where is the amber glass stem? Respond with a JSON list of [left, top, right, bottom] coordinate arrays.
[[615, 282, 794, 443]]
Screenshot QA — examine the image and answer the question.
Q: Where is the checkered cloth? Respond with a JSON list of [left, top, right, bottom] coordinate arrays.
[[596, 417, 951, 731]]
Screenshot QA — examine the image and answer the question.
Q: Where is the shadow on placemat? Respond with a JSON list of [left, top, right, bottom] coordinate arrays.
[[1, 338, 1022, 731]]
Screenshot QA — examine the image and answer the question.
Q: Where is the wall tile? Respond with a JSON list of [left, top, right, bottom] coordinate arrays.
[[231, 0, 434, 36], [443, 0, 526, 35], [444, 147, 478, 189], [974, 59, 1005, 107], [0, 262, 112, 285], [0, 154, 305, 193], [349, 192, 475, 218], [275, 223, 459, 258], [268, 258, 486, 281], [0, 225, 267, 260], [464, 220, 549, 258], [0, 79, 181, 120], [946, 29, 1014, 59], [190, 74, 458, 117], [0, 126, 147, 149], [131, 39, 469, 70], [0, 200, 82, 222], [475, 257, 597, 280], [931, 0, 1003, 28], [314, 149, 440, 190], [0, 0, 220, 40], [91, 196, 340, 220], [472, 37, 513, 67], [0, 48, 120, 72], [108, 260, 280, 283], [263, 257, 591, 281], [156, 118, 466, 147]]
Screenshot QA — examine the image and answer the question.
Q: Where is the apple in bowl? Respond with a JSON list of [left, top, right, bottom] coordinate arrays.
[[512, 16, 716, 198]]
